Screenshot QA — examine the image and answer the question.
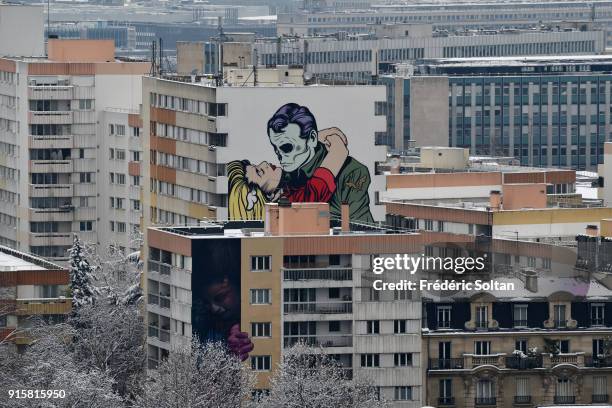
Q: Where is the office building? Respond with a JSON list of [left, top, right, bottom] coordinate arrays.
[[0, 245, 70, 347], [145, 201, 474, 405], [0, 39, 148, 260], [381, 56, 612, 169]]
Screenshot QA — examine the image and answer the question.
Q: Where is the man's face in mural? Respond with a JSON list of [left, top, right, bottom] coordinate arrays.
[[245, 161, 282, 194], [268, 123, 318, 173], [205, 277, 240, 320]]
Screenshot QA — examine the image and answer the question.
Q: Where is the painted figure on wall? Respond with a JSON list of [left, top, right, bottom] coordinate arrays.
[[228, 103, 374, 222]]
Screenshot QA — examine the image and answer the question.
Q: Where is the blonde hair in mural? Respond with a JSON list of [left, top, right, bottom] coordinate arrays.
[[227, 160, 266, 220]]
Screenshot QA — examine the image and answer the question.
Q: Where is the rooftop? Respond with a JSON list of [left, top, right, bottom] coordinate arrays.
[[0, 245, 63, 272]]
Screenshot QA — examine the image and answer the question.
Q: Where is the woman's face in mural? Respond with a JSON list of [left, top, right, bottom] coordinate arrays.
[[245, 161, 282, 194], [205, 277, 240, 320]]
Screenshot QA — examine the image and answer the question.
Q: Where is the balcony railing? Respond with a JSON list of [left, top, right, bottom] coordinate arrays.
[[148, 260, 171, 276], [438, 397, 455, 406], [513, 320, 528, 327], [553, 396, 575, 405], [475, 397, 496, 406], [476, 320, 489, 330], [282, 267, 352, 281], [159, 296, 170, 309], [428, 358, 464, 370], [590, 318, 605, 326], [585, 355, 612, 368], [506, 355, 543, 369], [283, 335, 352, 348], [514, 396, 531, 404], [593, 394, 609, 403], [550, 354, 578, 365], [554, 320, 568, 328], [147, 294, 159, 305], [471, 354, 504, 368], [283, 301, 352, 314]]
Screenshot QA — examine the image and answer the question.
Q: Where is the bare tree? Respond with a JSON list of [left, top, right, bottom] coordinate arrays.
[[258, 342, 388, 408], [134, 337, 255, 408]]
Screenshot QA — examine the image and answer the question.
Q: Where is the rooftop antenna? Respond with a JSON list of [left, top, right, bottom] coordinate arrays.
[[149, 40, 157, 77], [47, 0, 51, 41]]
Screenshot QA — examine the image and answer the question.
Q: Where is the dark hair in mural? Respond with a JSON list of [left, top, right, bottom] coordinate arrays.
[[267, 103, 318, 138]]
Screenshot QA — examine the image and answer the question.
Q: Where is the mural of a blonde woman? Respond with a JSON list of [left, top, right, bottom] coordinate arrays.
[[227, 160, 268, 220]]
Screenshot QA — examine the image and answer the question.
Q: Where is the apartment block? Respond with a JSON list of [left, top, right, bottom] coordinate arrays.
[[422, 239, 612, 407], [0, 245, 70, 348], [381, 56, 612, 169], [0, 39, 148, 260], [145, 202, 475, 406], [142, 75, 387, 226]]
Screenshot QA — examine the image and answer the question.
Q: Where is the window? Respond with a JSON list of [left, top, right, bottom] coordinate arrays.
[[437, 221, 445, 232], [394, 386, 412, 401], [513, 304, 528, 327], [439, 379, 452, 403], [79, 99, 93, 110], [328, 288, 340, 299], [251, 356, 271, 371], [251, 256, 271, 271], [117, 222, 126, 233], [556, 340, 570, 354], [555, 378, 573, 400], [424, 219, 434, 230], [0, 315, 6, 327], [437, 306, 451, 328], [394, 319, 407, 334], [527, 257, 536, 267], [250, 289, 271, 305], [474, 341, 491, 355], [360, 354, 380, 367], [394, 353, 412, 366], [328, 321, 340, 332], [79, 221, 93, 231], [554, 304, 567, 328], [251, 322, 271, 337], [366, 320, 379, 334], [516, 377, 529, 398], [590, 303, 605, 326], [476, 306, 488, 329], [79, 173, 92, 183], [476, 380, 495, 401], [394, 290, 411, 300], [593, 376, 607, 399]]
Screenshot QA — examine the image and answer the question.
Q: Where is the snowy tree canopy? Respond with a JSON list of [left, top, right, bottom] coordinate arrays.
[[259, 342, 389, 408]]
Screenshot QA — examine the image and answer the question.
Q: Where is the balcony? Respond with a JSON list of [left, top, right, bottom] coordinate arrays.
[[428, 358, 464, 370], [548, 353, 582, 367], [29, 135, 72, 149], [585, 355, 612, 368], [30, 159, 73, 174], [469, 354, 506, 368], [282, 267, 352, 281], [28, 111, 73, 125], [16, 298, 71, 315], [475, 397, 496, 406], [514, 396, 531, 405], [29, 232, 73, 247], [505, 355, 543, 369], [283, 301, 352, 314], [29, 184, 73, 198], [593, 395, 609, 403], [29, 207, 74, 222], [148, 260, 171, 276], [148, 294, 159, 306], [438, 397, 455, 406], [553, 396, 575, 405], [283, 335, 352, 348], [28, 85, 73, 100], [513, 320, 528, 328]]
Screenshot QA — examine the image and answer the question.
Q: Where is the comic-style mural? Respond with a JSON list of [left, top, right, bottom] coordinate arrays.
[[228, 103, 374, 223]]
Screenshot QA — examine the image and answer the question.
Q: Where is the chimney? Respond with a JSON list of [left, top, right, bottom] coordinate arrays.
[[341, 202, 350, 232], [489, 190, 502, 211], [265, 203, 279, 235], [522, 269, 538, 293], [585, 224, 599, 237]]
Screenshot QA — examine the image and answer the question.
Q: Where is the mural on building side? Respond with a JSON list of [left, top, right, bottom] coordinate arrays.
[[228, 103, 374, 223]]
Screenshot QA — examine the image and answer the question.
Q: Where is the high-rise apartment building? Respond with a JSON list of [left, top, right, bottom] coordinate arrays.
[[0, 39, 148, 260], [142, 75, 387, 226], [145, 201, 474, 406]]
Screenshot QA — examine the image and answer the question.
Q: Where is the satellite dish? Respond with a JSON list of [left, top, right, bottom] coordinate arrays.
[[303, 71, 313, 81]]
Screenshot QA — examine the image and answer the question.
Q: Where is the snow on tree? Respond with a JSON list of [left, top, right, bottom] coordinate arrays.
[[70, 302, 146, 401], [0, 321, 123, 408], [257, 342, 389, 408], [68, 235, 98, 308], [134, 337, 255, 408]]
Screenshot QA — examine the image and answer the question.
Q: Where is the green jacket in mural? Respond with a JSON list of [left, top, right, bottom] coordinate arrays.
[[280, 144, 374, 223]]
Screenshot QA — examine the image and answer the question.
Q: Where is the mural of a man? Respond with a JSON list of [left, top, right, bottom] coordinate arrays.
[[267, 103, 374, 223]]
